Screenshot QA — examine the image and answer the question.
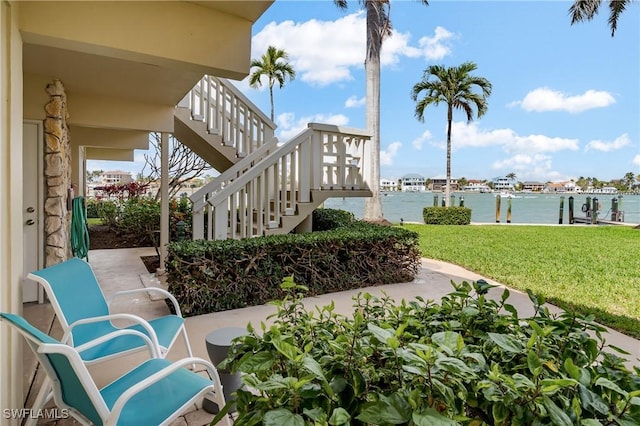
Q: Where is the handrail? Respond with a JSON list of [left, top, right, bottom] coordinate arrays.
[[191, 123, 371, 240], [186, 75, 277, 158], [190, 136, 278, 211]]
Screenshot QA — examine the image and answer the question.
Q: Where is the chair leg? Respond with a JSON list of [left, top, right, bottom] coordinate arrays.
[[24, 376, 53, 426], [182, 326, 194, 358]]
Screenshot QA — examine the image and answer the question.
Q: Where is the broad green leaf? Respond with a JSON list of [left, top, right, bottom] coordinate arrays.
[[527, 350, 542, 374], [412, 408, 459, 426], [492, 402, 508, 424], [237, 351, 275, 373], [436, 356, 474, 375], [580, 420, 603, 425], [564, 358, 581, 381], [356, 393, 411, 424], [628, 396, 640, 406], [432, 331, 464, 354], [271, 336, 301, 361], [578, 384, 609, 415], [264, 408, 305, 426], [303, 407, 324, 422], [329, 408, 351, 425], [543, 396, 572, 426], [595, 377, 628, 397], [302, 355, 326, 381], [487, 332, 523, 353], [367, 323, 394, 343]]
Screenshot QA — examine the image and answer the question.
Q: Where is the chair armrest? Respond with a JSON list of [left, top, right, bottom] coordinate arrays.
[[106, 288, 183, 318], [65, 314, 161, 353], [74, 329, 161, 358], [108, 357, 218, 422]]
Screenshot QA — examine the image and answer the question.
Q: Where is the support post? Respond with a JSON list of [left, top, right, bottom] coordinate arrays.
[[459, 196, 464, 207], [433, 195, 438, 207], [568, 196, 574, 224], [558, 196, 564, 224], [495, 195, 501, 223], [158, 132, 169, 273], [506, 198, 512, 224], [591, 197, 598, 225]]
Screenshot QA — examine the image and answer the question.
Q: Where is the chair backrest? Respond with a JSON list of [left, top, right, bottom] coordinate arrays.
[[28, 258, 112, 346], [0, 312, 107, 425]]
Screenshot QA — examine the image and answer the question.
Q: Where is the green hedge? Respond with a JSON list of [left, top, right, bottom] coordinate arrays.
[[423, 206, 471, 225], [312, 208, 356, 231], [166, 223, 421, 316]]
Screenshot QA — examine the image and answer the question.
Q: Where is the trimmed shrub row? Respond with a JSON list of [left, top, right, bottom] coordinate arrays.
[[166, 222, 421, 316], [423, 206, 472, 225]]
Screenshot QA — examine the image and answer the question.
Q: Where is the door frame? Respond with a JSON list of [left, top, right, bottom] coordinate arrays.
[[23, 119, 45, 303]]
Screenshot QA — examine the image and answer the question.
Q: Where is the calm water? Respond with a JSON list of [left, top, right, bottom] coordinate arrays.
[[324, 192, 640, 225]]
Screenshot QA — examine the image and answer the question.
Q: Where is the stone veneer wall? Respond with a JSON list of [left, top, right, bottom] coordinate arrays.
[[43, 80, 72, 266]]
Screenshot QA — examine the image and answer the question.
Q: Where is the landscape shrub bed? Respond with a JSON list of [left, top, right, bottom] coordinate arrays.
[[166, 222, 421, 316], [213, 279, 640, 425], [423, 206, 471, 225]]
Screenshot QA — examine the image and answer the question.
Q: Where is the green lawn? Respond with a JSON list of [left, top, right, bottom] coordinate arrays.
[[404, 224, 640, 338], [87, 218, 102, 226]]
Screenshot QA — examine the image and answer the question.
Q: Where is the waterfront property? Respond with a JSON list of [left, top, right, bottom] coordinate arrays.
[[430, 175, 460, 192], [400, 173, 428, 192], [1, 1, 377, 418]]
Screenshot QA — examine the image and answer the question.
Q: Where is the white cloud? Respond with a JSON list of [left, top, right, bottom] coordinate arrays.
[[585, 133, 631, 152], [437, 121, 579, 153], [411, 130, 432, 150], [252, 14, 455, 86], [276, 112, 349, 140], [381, 142, 402, 166], [417, 26, 455, 61], [633, 154, 640, 167], [514, 87, 616, 113], [345, 95, 365, 108]]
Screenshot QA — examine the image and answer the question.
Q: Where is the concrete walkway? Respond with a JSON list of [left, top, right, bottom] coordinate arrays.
[[22, 248, 640, 425]]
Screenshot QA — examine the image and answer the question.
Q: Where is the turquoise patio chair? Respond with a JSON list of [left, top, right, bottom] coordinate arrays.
[[26, 257, 194, 421], [1, 312, 226, 426]]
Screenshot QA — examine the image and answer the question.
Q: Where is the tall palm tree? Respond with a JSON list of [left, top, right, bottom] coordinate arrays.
[[569, 0, 632, 36], [249, 46, 296, 122], [334, 0, 428, 221], [412, 62, 492, 207]]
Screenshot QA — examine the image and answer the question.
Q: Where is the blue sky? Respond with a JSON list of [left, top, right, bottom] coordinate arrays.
[[89, 0, 639, 183]]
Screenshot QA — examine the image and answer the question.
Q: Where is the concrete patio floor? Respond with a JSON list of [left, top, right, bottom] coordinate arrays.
[[21, 247, 640, 425]]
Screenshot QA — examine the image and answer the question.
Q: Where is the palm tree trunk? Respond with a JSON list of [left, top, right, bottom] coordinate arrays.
[[363, 0, 383, 220], [269, 85, 275, 122], [445, 106, 453, 207]]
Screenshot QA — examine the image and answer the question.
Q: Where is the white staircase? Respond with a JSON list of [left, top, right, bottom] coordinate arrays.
[[176, 76, 372, 240]]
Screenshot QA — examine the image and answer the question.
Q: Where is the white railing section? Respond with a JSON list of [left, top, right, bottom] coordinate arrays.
[[184, 76, 276, 158], [191, 123, 371, 240]]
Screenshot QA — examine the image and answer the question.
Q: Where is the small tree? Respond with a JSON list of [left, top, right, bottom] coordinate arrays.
[[412, 62, 492, 206], [249, 46, 296, 122], [140, 133, 212, 200]]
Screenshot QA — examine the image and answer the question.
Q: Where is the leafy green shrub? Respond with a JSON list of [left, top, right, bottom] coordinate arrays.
[[85, 199, 99, 219], [117, 198, 160, 246], [312, 208, 356, 231], [423, 206, 471, 225], [166, 223, 420, 315], [97, 200, 118, 228], [213, 278, 640, 425]]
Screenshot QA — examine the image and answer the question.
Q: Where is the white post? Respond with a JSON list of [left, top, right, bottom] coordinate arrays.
[[158, 132, 169, 272]]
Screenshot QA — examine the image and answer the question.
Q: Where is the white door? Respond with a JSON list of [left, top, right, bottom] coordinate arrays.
[[22, 121, 44, 303]]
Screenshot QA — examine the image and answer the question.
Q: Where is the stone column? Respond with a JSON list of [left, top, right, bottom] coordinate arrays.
[[43, 80, 72, 266]]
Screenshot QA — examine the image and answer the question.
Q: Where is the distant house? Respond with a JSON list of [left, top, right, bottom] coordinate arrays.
[[430, 176, 459, 192], [521, 181, 545, 192], [463, 179, 491, 192], [400, 173, 427, 192], [544, 181, 579, 193], [491, 176, 516, 191], [100, 170, 133, 185], [380, 178, 397, 191]]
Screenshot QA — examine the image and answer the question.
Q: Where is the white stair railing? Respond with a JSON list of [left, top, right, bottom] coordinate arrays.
[[182, 75, 276, 158], [191, 123, 370, 240]]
